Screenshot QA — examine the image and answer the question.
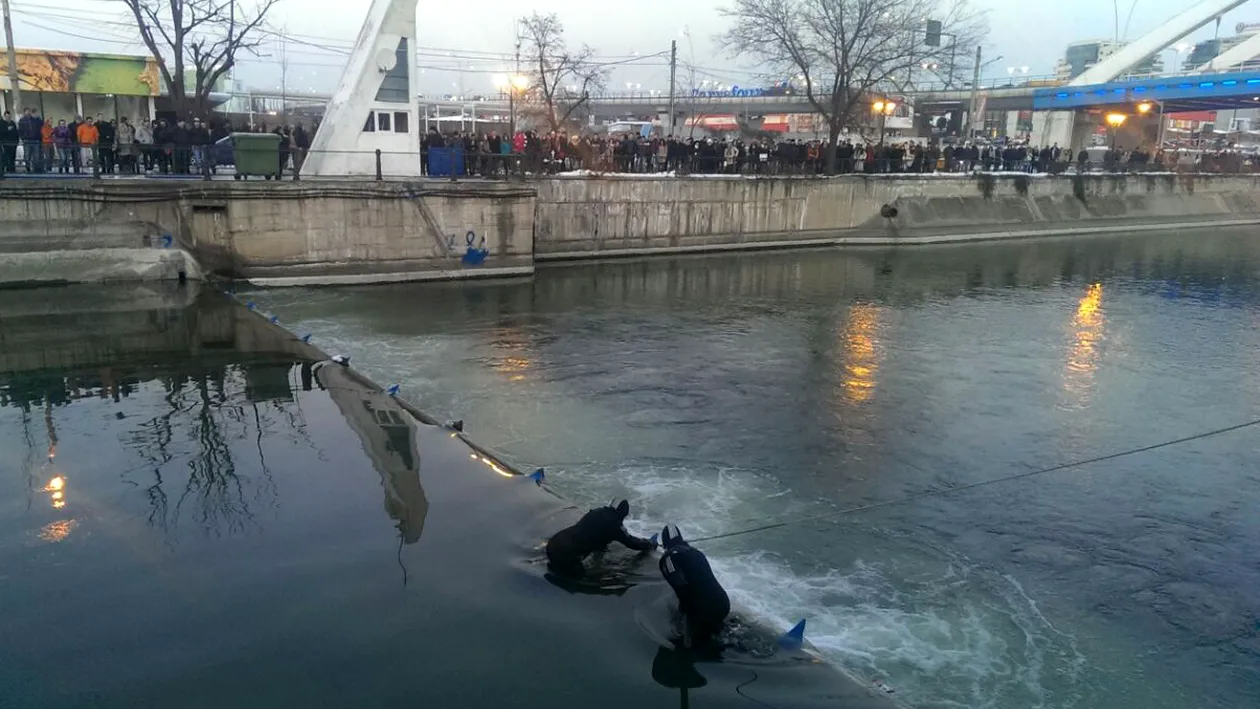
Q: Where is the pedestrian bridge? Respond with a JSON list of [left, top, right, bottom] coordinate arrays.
[[1034, 68, 1260, 112], [237, 66, 1260, 125]]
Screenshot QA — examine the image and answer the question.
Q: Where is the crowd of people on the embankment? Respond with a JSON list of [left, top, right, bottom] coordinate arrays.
[[422, 126, 1260, 177], [0, 107, 315, 176]]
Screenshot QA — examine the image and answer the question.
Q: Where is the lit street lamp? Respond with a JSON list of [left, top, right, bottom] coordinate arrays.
[[1136, 99, 1165, 148], [1105, 112, 1127, 149], [493, 73, 530, 135], [873, 99, 897, 146]]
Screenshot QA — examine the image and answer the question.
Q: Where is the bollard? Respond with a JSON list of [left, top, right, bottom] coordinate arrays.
[[202, 150, 212, 181], [375, 149, 383, 181]]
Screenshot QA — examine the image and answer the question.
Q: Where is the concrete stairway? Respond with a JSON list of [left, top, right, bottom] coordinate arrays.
[[0, 219, 200, 287]]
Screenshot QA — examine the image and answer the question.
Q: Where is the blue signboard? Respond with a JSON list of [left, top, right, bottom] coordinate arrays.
[[691, 86, 767, 98]]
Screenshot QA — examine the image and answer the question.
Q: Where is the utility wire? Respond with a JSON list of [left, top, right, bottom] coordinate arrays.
[[689, 417, 1260, 544]]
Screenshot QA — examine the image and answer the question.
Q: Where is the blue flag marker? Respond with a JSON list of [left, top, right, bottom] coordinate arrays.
[[246, 301, 256, 310], [301, 334, 312, 343], [526, 469, 545, 484], [387, 384, 401, 396], [269, 315, 279, 324], [777, 619, 806, 651], [160, 233, 174, 248], [649, 533, 659, 546]]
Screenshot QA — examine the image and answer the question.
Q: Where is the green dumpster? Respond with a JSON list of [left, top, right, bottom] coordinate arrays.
[[231, 132, 282, 180]]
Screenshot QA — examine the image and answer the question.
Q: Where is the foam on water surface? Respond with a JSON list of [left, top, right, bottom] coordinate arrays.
[[552, 458, 1088, 709]]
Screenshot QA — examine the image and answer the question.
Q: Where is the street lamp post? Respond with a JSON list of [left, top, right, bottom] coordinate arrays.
[[1172, 43, 1192, 74], [873, 99, 897, 147], [494, 74, 531, 136], [1105, 112, 1127, 150], [1136, 100, 1165, 149]]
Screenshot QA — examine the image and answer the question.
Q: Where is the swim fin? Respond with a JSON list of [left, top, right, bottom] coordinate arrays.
[[777, 619, 806, 650]]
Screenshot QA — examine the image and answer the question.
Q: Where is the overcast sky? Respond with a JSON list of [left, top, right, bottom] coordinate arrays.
[[9, 0, 1260, 96]]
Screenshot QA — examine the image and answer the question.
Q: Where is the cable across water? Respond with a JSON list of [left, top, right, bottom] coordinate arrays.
[[687, 417, 1260, 544]]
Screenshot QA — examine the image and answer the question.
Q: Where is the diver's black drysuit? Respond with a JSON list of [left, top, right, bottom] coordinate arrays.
[[659, 526, 730, 648], [546, 500, 655, 576]]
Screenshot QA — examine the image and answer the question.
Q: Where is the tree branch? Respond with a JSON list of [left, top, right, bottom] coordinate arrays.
[[117, 0, 278, 115]]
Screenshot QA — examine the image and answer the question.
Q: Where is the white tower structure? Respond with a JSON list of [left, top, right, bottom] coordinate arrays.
[[303, 0, 420, 177], [1033, 0, 1253, 149]]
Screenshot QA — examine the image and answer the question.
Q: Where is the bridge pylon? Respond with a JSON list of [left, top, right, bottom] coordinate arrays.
[[303, 0, 420, 177]]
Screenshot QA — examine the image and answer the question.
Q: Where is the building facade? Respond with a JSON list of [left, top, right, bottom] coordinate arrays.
[[1054, 40, 1164, 81], [1183, 22, 1260, 71], [0, 48, 159, 122]]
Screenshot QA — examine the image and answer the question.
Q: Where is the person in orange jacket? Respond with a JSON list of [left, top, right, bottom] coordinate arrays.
[[76, 117, 98, 168], [40, 119, 53, 173]]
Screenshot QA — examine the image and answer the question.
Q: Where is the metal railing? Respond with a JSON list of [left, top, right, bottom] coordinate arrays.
[[1, 142, 1257, 181]]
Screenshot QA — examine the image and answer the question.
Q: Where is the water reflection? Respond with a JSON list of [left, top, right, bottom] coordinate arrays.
[[44, 475, 66, 510], [0, 297, 429, 546], [122, 367, 280, 537], [315, 362, 428, 545], [839, 304, 882, 405], [1064, 283, 1105, 407], [487, 325, 534, 383], [38, 519, 76, 543], [651, 645, 708, 709]]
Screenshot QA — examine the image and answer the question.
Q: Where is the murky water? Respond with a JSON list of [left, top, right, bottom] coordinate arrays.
[[8, 285, 872, 708], [250, 230, 1260, 709]]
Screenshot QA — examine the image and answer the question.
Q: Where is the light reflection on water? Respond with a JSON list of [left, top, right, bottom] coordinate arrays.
[[1064, 283, 1105, 408], [841, 304, 881, 405]]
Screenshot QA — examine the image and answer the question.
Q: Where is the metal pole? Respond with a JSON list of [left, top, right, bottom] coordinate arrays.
[[280, 28, 288, 123], [967, 45, 982, 137], [668, 40, 677, 136], [2, 0, 21, 115], [1156, 100, 1165, 150], [511, 18, 520, 137], [947, 40, 957, 89]]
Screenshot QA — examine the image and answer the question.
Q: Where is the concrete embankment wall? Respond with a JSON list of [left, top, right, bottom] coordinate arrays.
[[0, 181, 535, 287], [532, 173, 1260, 258], [3, 174, 1260, 287]]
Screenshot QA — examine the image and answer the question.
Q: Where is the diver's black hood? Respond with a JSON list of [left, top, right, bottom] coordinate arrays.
[[661, 524, 684, 549]]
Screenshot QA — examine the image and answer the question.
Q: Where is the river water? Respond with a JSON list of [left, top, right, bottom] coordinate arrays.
[[249, 230, 1260, 709]]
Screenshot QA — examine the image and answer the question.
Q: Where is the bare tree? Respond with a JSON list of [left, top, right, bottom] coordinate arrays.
[[720, 0, 986, 172], [518, 13, 607, 133], [119, 0, 279, 118]]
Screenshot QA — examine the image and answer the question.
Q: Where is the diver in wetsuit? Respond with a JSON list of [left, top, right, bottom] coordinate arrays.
[[659, 525, 730, 649], [546, 499, 656, 576]]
